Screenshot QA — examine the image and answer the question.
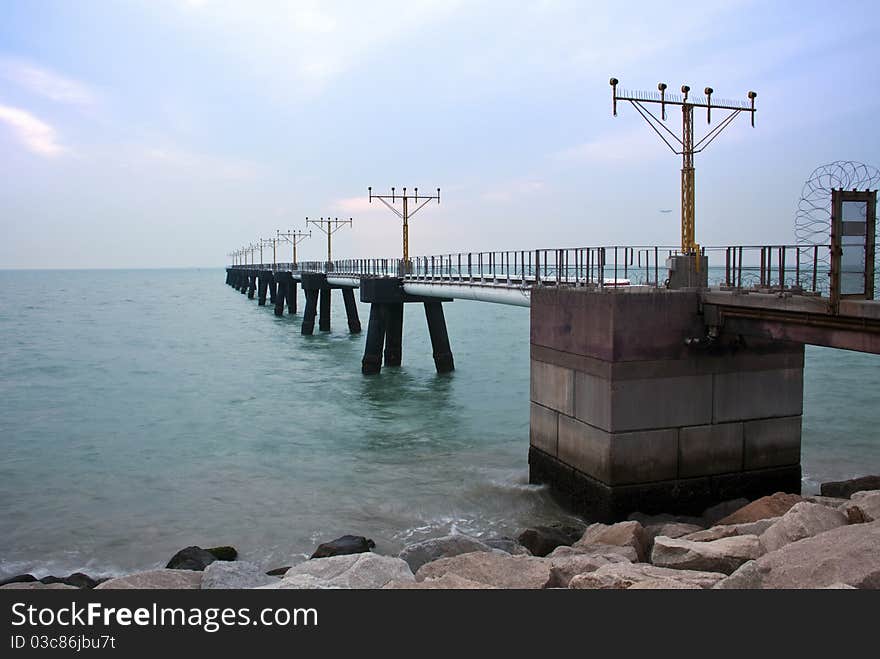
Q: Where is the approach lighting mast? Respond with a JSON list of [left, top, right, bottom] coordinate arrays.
[[305, 217, 352, 265], [368, 187, 440, 262], [277, 228, 311, 268], [610, 78, 757, 255]]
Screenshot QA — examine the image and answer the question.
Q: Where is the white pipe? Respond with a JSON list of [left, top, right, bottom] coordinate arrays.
[[326, 276, 360, 288], [403, 282, 531, 307]]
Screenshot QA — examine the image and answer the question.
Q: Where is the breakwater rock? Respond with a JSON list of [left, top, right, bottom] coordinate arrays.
[[3, 478, 880, 590]]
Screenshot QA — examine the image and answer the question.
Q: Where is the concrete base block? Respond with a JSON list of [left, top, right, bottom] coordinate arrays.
[[529, 447, 801, 522]]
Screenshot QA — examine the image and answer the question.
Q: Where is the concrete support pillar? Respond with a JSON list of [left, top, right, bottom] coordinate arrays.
[[247, 273, 256, 299], [528, 287, 803, 521], [258, 273, 269, 306], [424, 301, 455, 373], [319, 288, 331, 332], [268, 275, 277, 305], [362, 303, 386, 375], [301, 289, 319, 335], [342, 288, 361, 334], [274, 276, 287, 317], [239, 272, 247, 294], [226, 269, 232, 285], [383, 303, 403, 366], [287, 281, 298, 315]]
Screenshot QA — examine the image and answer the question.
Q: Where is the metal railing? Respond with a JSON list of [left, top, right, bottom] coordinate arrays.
[[228, 244, 838, 296]]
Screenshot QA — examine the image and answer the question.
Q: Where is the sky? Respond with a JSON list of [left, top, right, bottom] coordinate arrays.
[[0, 0, 878, 268]]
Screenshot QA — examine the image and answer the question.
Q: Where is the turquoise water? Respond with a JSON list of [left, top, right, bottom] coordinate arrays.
[[0, 268, 878, 578]]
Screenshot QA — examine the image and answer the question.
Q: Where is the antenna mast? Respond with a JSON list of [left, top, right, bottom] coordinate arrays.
[[368, 186, 440, 263], [610, 77, 757, 255]]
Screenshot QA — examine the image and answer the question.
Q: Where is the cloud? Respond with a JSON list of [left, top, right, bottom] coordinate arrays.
[[0, 104, 65, 156], [0, 57, 95, 106]]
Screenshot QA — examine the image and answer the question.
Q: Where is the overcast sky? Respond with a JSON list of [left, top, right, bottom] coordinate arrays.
[[1, 0, 877, 268]]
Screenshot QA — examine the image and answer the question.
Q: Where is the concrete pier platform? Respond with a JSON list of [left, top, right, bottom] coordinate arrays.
[[528, 286, 803, 521]]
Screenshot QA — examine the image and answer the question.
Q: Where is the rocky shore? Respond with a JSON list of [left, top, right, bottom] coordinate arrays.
[[3, 475, 879, 590]]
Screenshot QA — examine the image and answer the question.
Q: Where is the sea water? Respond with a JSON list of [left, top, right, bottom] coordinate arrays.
[[0, 268, 878, 578]]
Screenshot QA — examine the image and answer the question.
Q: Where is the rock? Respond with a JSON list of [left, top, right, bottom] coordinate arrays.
[[201, 561, 277, 589], [683, 518, 779, 542], [416, 551, 551, 589], [569, 563, 725, 589], [546, 550, 630, 588], [310, 535, 375, 559], [820, 475, 880, 499], [206, 545, 238, 561], [383, 574, 497, 589], [716, 493, 803, 525], [95, 569, 203, 590], [1, 581, 78, 590], [547, 543, 639, 563], [573, 521, 649, 562], [847, 490, 880, 522], [644, 523, 704, 551], [702, 498, 750, 525], [822, 583, 857, 589], [38, 573, 100, 589], [651, 535, 763, 574], [714, 521, 880, 589], [284, 553, 413, 589], [482, 537, 531, 555], [759, 502, 847, 553], [0, 574, 37, 587], [517, 524, 583, 557], [166, 546, 217, 571], [266, 566, 291, 576], [842, 505, 869, 524], [398, 534, 493, 573]]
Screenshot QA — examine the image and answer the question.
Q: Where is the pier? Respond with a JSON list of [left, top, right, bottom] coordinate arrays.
[[226, 234, 880, 521]]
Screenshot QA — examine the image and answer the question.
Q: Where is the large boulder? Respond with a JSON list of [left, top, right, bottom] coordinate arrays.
[[683, 518, 779, 543], [166, 546, 218, 571], [415, 551, 551, 589], [38, 573, 100, 589], [651, 535, 762, 575], [0, 574, 37, 587], [310, 535, 375, 559], [759, 502, 847, 553], [569, 563, 725, 589], [573, 521, 649, 562], [547, 543, 639, 563], [820, 475, 880, 499], [716, 493, 803, 525], [844, 490, 880, 522], [201, 561, 277, 589], [714, 521, 880, 589], [517, 524, 583, 557], [283, 553, 413, 589], [546, 550, 631, 588], [398, 534, 493, 573], [384, 574, 497, 589], [95, 569, 203, 589], [258, 574, 342, 590], [643, 522, 704, 552]]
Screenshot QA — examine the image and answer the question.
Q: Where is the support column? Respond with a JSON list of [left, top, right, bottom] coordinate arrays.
[[424, 301, 454, 373], [268, 275, 277, 305], [528, 287, 804, 521], [239, 272, 247, 294], [287, 281, 298, 315], [258, 273, 268, 306], [301, 289, 319, 335], [383, 303, 403, 366], [247, 273, 255, 299], [362, 304, 386, 375], [319, 288, 331, 332], [274, 276, 288, 317], [342, 288, 361, 333]]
